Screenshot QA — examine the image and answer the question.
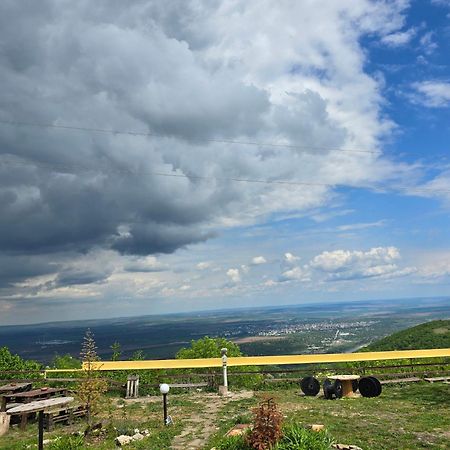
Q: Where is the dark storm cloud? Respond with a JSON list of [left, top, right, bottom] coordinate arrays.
[[0, 0, 273, 288]]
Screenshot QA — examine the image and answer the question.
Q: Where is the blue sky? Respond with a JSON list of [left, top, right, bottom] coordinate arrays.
[[0, 0, 449, 324]]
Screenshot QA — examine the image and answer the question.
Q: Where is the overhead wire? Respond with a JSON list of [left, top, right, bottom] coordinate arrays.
[[0, 119, 382, 155], [1, 155, 449, 195], [0, 119, 448, 194]]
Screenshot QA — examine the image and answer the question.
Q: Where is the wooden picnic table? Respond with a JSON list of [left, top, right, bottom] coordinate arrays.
[[0, 383, 32, 395], [1, 387, 67, 413], [329, 374, 360, 397], [8, 397, 74, 450]]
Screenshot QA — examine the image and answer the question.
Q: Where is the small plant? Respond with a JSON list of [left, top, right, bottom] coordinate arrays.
[[247, 398, 283, 450], [47, 434, 85, 450], [275, 422, 334, 450], [218, 434, 251, 450]]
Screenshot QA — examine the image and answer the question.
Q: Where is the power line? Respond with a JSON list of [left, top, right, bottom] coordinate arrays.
[[1, 156, 449, 195], [0, 119, 380, 155]]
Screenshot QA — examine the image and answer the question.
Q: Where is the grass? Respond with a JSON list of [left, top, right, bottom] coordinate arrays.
[[0, 383, 448, 449]]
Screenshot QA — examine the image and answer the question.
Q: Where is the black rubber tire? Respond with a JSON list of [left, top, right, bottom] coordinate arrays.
[[334, 380, 343, 399], [323, 379, 335, 399], [368, 376, 382, 397], [359, 376, 378, 397], [300, 376, 320, 396]]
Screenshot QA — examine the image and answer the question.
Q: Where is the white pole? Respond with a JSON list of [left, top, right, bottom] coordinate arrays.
[[221, 348, 228, 388]]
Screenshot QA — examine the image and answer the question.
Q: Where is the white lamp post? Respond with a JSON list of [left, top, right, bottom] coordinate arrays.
[[159, 383, 170, 425], [219, 348, 228, 396]]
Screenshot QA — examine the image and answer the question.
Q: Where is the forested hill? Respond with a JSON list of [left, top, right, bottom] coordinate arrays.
[[364, 320, 450, 351]]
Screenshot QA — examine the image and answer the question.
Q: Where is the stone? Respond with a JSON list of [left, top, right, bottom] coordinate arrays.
[[218, 385, 228, 396], [309, 424, 325, 432], [116, 435, 133, 446], [132, 433, 144, 441], [226, 424, 251, 437], [333, 445, 363, 450]]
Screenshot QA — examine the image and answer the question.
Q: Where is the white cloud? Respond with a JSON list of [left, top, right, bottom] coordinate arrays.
[[284, 253, 300, 264], [226, 268, 241, 284], [381, 28, 416, 47], [197, 261, 212, 270], [410, 81, 450, 107], [309, 246, 409, 280], [337, 220, 386, 231], [251, 256, 267, 265], [419, 31, 438, 55], [279, 266, 310, 283]]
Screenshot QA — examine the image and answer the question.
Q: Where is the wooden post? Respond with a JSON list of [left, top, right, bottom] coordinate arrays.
[[38, 411, 44, 450]]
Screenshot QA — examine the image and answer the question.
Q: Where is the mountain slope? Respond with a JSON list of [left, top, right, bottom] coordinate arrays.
[[364, 320, 450, 351]]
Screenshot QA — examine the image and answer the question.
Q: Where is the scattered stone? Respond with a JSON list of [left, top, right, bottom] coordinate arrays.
[[226, 424, 251, 437], [42, 439, 53, 445], [132, 433, 144, 441], [309, 424, 325, 432], [142, 429, 149, 435], [134, 428, 140, 434], [333, 444, 363, 450], [116, 435, 133, 446]]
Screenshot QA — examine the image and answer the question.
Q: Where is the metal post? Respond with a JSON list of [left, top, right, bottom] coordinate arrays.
[[162, 393, 167, 425], [38, 410, 44, 450]]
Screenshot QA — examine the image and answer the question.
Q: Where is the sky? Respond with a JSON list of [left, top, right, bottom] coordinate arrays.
[[0, 0, 449, 325]]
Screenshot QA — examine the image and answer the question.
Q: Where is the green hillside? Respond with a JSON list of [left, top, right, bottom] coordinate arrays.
[[365, 319, 450, 351]]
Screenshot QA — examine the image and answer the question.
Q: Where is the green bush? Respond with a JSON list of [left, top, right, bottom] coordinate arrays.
[[0, 346, 42, 379]]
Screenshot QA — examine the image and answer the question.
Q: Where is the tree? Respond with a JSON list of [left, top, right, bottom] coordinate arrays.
[[0, 347, 41, 379], [110, 342, 121, 361], [176, 336, 242, 359], [52, 354, 81, 369], [176, 337, 263, 390], [78, 329, 108, 426], [132, 350, 146, 360]]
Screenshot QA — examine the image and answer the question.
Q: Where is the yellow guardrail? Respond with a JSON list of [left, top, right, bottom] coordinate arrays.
[[44, 348, 450, 374]]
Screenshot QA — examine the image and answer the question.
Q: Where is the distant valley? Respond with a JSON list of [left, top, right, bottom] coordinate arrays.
[[1, 296, 449, 364]]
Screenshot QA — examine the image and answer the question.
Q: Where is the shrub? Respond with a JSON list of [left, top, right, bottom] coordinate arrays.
[[247, 398, 283, 450]]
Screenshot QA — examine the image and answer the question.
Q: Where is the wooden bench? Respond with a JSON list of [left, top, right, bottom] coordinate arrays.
[[169, 382, 208, 389], [380, 377, 422, 384], [424, 376, 450, 383], [43, 405, 87, 431]]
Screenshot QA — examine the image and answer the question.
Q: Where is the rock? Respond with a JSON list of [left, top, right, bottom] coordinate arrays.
[[333, 445, 363, 450], [309, 424, 325, 432], [134, 428, 140, 434], [116, 435, 133, 446], [42, 439, 53, 445], [142, 429, 149, 435], [132, 433, 144, 441], [226, 424, 251, 437]]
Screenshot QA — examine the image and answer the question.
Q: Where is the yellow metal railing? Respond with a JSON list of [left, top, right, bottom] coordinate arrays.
[[41, 348, 450, 374]]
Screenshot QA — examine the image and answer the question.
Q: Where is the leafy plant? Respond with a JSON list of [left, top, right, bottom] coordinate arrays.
[[110, 342, 122, 361], [275, 423, 334, 450], [47, 434, 85, 450], [217, 434, 252, 450], [247, 398, 283, 450]]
